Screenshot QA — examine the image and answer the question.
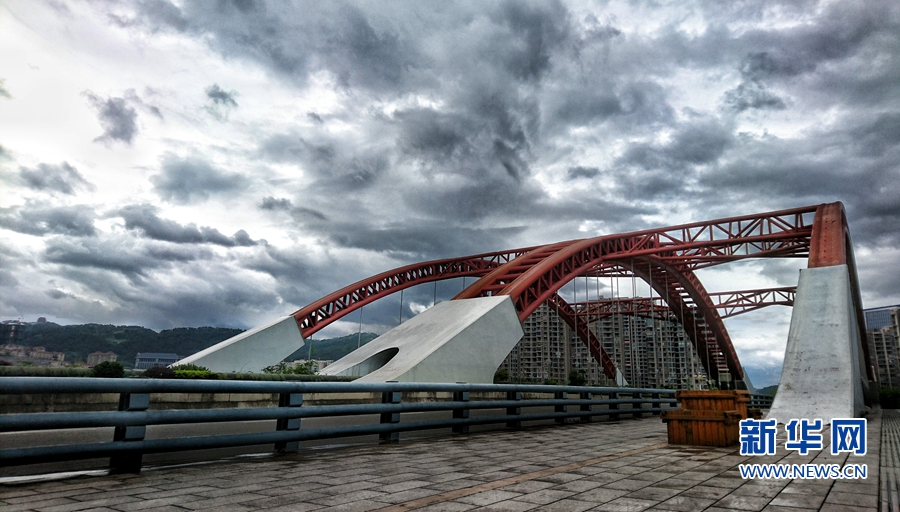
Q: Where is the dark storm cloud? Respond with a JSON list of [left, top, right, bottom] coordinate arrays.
[[204, 84, 238, 120], [205, 83, 237, 107], [566, 166, 600, 180], [257, 132, 387, 190], [83, 91, 139, 144], [328, 221, 527, 261], [16, 162, 95, 195], [151, 154, 246, 203], [258, 196, 327, 221], [0, 203, 97, 237], [43, 236, 212, 282], [130, 0, 424, 92], [117, 204, 257, 246], [723, 81, 786, 112]]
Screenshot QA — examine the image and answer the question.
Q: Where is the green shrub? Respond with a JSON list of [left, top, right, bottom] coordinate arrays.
[[262, 361, 315, 375], [173, 369, 220, 379], [568, 369, 587, 386], [493, 369, 509, 383], [142, 366, 176, 378], [880, 387, 900, 408], [91, 361, 125, 378]]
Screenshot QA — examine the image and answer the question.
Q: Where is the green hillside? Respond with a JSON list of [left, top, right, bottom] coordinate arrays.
[[286, 332, 379, 361], [4, 322, 378, 368]]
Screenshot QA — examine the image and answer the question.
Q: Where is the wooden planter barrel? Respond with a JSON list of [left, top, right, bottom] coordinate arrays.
[[661, 390, 753, 447]]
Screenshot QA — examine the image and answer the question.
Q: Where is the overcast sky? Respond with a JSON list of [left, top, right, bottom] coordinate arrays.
[[1, 1, 898, 370]]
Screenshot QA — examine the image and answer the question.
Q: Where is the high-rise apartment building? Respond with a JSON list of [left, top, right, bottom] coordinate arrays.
[[499, 302, 713, 388], [865, 306, 900, 389]]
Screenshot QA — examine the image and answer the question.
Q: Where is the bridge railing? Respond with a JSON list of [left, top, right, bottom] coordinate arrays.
[[0, 377, 681, 473]]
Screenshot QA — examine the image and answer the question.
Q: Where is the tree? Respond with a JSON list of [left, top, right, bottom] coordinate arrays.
[[493, 369, 509, 383], [91, 361, 125, 378], [568, 369, 587, 387]]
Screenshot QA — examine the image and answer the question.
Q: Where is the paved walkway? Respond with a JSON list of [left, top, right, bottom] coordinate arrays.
[[0, 411, 888, 512]]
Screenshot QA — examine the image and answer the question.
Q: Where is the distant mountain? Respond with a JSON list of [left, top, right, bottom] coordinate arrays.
[[744, 365, 782, 389], [3, 321, 378, 368], [5, 322, 243, 368], [286, 332, 379, 362]]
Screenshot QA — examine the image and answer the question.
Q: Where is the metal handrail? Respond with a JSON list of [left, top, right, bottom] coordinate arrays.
[[0, 377, 677, 473]]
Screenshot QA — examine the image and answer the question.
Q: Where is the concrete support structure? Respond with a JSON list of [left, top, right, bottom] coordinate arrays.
[[321, 296, 524, 383], [173, 315, 305, 373], [767, 265, 868, 422]]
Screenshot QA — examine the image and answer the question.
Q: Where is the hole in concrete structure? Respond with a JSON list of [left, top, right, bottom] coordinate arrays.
[[348, 347, 400, 377]]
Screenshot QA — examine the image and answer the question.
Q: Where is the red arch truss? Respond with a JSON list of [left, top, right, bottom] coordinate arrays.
[[290, 203, 860, 388]]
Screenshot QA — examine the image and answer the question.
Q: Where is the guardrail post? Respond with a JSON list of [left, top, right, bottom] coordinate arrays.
[[633, 392, 643, 419], [275, 392, 303, 453], [580, 391, 592, 423], [609, 391, 619, 421], [652, 392, 661, 416], [452, 389, 470, 434], [379, 390, 402, 443], [110, 392, 150, 474], [554, 391, 567, 423], [506, 391, 522, 428]]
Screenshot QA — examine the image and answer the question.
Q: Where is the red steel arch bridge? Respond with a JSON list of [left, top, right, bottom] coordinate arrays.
[[288, 202, 871, 390]]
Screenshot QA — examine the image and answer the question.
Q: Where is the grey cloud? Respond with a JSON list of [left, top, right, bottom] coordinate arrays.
[[0, 203, 97, 237], [44, 238, 162, 281], [83, 91, 139, 144], [205, 83, 237, 107], [258, 196, 327, 222], [0, 78, 10, 99], [307, 112, 323, 124], [46, 289, 77, 300], [117, 204, 257, 246], [328, 221, 527, 261], [487, 1, 570, 82], [151, 154, 246, 204], [205, 84, 238, 120], [17, 162, 96, 195], [723, 81, 786, 112], [257, 132, 386, 190], [566, 166, 600, 180]]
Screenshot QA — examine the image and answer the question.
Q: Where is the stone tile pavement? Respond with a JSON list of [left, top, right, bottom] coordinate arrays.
[[1, 411, 889, 511]]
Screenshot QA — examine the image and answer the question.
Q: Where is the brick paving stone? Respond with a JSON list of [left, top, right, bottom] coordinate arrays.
[[680, 485, 734, 500], [710, 493, 772, 511], [818, 504, 874, 512], [592, 496, 659, 511], [509, 488, 575, 505], [497, 481, 556, 494], [624, 486, 682, 501], [767, 492, 825, 509], [454, 490, 523, 507], [573, 487, 630, 503], [830, 481, 878, 495], [548, 479, 597, 493], [474, 500, 538, 511], [528, 498, 596, 511], [416, 502, 476, 512], [824, 490, 878, 508], [651, 495, 718, 511]]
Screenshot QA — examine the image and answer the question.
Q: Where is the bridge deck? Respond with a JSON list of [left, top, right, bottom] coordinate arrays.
[[1, 412, 888, 512]]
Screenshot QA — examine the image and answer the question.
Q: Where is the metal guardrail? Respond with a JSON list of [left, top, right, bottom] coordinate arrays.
[[0, 378, 775, 474], [0, 378, 680, 473]]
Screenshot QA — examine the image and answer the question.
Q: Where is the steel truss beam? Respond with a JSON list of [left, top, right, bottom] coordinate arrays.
[[292, 249, 529, 337], [571, 286, 796, 321]]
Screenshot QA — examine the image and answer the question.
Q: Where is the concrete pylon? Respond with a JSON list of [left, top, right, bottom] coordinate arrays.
[[173, 315, 305, 373], [767, 264, 868, 423], [320, 296, 524, 383]]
